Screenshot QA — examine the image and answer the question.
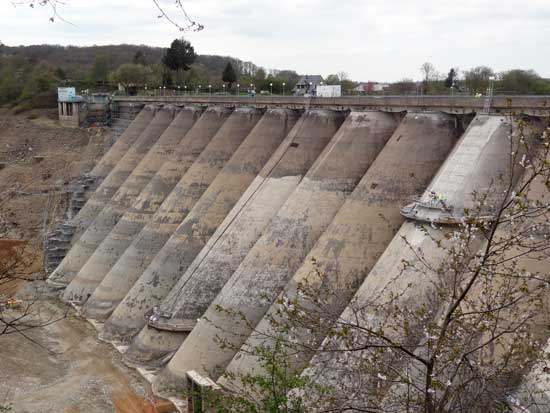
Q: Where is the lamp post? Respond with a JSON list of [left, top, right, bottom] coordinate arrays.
[[158, 86, 161, 96], [144, 85, 147, 96], [208, 84, 212, 95], [163, 85, 166, 97], [184, 85, 187, 95], [222, 84, 226, 95], [282, 82, 286, 96], [270, 82, 273, 95], [198, 85, 201, 95], [488, 76, 495, 97], [236, 83, 240, 96], [177, 85, 181, 96]]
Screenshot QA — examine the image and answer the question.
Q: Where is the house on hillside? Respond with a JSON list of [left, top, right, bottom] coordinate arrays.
[[293, 75, 324, 96]]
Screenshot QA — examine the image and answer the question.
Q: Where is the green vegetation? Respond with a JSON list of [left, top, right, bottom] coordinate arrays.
[[222, 62, 237, 89], [419, 62, 550, 96], [0, 41, 549, 111], [108, 63, 154, 89], [0, 54, 61, 110], [162, 38, 197, 85]]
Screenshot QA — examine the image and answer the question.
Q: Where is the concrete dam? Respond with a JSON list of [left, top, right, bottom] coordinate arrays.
[[46, 96, 549, 408]]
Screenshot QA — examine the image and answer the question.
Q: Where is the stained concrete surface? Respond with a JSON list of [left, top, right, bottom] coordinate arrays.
[[50, 107, 173, 287]]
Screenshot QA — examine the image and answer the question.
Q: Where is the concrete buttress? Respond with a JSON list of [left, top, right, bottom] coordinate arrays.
[[297, 115, 530, 409], [77, 107, 230, 319], [157, 111, 462, 392], [220, 115, 513, 388], [88, 105, 156, 186], [60, 107, 201, 303], [49, 106, 173, 286], [103, 109, 342, 349], [84, 108, 299, 324], [60, 107, 260, 304], [132, 110, 398, 367]]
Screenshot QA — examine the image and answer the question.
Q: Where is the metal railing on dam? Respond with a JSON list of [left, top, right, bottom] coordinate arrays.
[[112, 95, 550, 116]]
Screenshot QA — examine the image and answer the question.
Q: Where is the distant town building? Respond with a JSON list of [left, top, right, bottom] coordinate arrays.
[[293, 75, 324, 96], [316, 85, 341, 98], [354, 82, 390, 94]]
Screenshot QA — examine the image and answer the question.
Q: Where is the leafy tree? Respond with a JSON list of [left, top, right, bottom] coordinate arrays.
[[253, 68, 267, 90], [325, 74, 340, 85], [88, 54, 110, 85], [133, 50, 148, 66], [108, 63, 153, 88], [498, 69, 550, 95], [54, 66, 66, 80], [420, 62, 436, 94], [388, 78, 417, 95], [463, 66, 495, 94], [222, 62, 237, 89]]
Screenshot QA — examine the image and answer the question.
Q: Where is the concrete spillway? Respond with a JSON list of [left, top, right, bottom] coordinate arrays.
[[131, 110, 397, 366], [88, 105, 156, 184], [102, 109, 342, 348], [296, 115, 526, 409], [85, 108, 298, 328], [61, 107, 262, 305], [60, 106, 200, 304], [159, 112, 460, 389], [49, 106, 174, 286]]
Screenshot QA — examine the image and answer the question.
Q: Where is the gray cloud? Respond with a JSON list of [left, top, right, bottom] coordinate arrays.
[[1, 0, 549, 81]]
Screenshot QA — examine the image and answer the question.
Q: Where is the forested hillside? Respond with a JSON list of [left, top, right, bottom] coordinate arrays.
[[0, 43, 300, 111]]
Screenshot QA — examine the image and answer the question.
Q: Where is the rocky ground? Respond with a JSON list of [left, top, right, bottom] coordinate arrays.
[[0, 109, 172, 412]]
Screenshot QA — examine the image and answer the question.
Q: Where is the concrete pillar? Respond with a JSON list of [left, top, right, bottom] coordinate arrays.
[[130, 111, 397, 367], [59, 106, 200, 303], [48, 106, 173, 288], [99, 108, 304, 346], [296, 115, 531, 409], [157, 112, 460, 392], [83, 108, 298, 322]]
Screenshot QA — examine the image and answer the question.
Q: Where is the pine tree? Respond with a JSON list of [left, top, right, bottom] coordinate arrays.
[[162, 38, 197, 85], [222, 62, 237, 89]]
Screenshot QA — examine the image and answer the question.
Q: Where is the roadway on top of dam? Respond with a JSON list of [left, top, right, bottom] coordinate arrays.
[[112, 94, 550, 115]]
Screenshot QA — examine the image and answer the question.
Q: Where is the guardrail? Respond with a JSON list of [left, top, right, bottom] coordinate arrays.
[[112, 95, 550, 115]]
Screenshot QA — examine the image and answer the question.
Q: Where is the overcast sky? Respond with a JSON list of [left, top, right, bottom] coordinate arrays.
[[1, 0, 549, 82]]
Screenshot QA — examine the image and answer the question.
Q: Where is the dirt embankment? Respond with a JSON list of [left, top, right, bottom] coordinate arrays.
[[0, 110, 173, 412], [0, 109, 103, 243]]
